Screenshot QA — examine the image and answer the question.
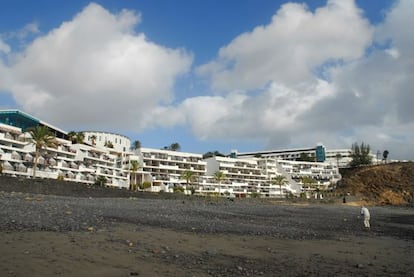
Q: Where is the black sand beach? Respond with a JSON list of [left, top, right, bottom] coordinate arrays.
[[0, 177, 413, 276]]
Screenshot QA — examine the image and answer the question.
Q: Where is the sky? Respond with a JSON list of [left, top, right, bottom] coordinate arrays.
[[0, 0, 413, 160]]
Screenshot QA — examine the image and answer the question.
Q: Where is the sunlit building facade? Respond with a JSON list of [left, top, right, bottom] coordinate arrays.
[[0, 109, 343, 197]]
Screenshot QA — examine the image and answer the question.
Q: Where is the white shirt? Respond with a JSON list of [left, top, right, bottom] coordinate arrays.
[[360, 207, 370, 218]]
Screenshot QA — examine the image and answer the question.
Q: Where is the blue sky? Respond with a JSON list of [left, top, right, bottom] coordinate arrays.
[[1, 0, 413, 160]]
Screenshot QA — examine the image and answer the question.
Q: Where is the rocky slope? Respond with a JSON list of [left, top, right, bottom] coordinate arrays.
[[337, 162, 414, 205]]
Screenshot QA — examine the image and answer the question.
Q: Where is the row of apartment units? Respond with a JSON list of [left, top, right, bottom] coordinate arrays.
[[0, 110, 342, 198]]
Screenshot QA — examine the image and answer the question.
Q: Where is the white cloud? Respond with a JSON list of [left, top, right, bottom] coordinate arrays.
[[17, 22, 40, 40], [188, 0, 414, 159], [197, 0, 373, 91], [0, 38, 10, 54], [161, 79, 331, 145], [1, 0, 413, 159], [385, 48, 400, 59], [188, 0, 375, 146], [0, 3, 192, 131]]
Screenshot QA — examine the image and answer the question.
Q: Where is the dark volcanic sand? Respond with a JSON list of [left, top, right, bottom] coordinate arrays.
[[0, 176, 413, 276]]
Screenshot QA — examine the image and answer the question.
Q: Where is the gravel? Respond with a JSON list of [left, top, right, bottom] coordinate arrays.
[[2, 177, 414, 277], [1, 188, 413, 240]]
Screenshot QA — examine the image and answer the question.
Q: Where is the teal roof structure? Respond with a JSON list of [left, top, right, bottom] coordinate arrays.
[[0, 110, 40, 131], [0, 109, 68, 139]]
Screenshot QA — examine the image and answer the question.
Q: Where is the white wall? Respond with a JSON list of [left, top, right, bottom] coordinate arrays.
[[83, 131, 131, 152]]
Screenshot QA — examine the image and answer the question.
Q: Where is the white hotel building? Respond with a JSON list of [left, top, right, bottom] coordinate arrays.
[[0, 110, 129, 188], [200, 156, 268, 197], [135, 147, 206, 192], [0, 109, 342, 197], [83, 131, 131, 153]]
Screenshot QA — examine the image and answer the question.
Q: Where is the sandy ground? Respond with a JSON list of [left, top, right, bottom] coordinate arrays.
[[0, 176, 413, 276], [1, 216, 414, 276]]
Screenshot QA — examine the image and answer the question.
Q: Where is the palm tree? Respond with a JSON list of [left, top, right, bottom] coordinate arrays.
[[90, 135, 97, 145], [383, 150, 389, 163], [68, 131, 77, 143], [301, 176, 317, 198], [130, 160, 140, 190], [28, 126, 57, 178], [75, 132, 84, 144], [272, 175, 288, 198], [214, 171, 226, 195], [68, 131, 84, 144], [181, 170, 196, 192]]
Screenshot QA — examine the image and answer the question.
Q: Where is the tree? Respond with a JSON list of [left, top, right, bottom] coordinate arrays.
[[297, 152, 315, 162], [68, 131, 77, 143], [133, 140, 141, 150], [130, 160, 140, 190], [335, 153, 342, 168], [95, 176, 107, 186], [383, 150, 389, 163], [162, 143, 181, 151], [202, 151, 225, 159], [350, 142, 372, 167], [28, 126, 57, 178], [90, 135, 97, 145], [214, 171, 226, 195], [272, 175, 288, 198], [170, 143, 181, 151], [181, 170, 196, 192], [68, 131, 84, 144], [104, 141, 114, 148], [301, 176, 316, 187], [140, 181, 151, 190], [75, 132, 84, 144], [301, 176, 317, 197]]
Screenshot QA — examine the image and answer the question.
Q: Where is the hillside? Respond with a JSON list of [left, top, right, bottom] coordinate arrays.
[[337, 162, 414, 205]]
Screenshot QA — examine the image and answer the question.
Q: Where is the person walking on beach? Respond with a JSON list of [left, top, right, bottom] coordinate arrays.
[[360, 206, 370, 229]]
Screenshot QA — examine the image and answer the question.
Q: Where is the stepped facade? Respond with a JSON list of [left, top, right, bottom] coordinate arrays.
[[0, 109, 341, 197]]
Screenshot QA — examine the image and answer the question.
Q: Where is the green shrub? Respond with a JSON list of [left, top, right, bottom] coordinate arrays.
[[173, 186, 184, 193], [95, 176, 107, 186], [208, 192, 220, 198], [140, 181, 151, 190]]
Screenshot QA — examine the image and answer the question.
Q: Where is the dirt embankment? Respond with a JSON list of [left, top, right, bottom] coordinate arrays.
[[337, 162, 414, 205]]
